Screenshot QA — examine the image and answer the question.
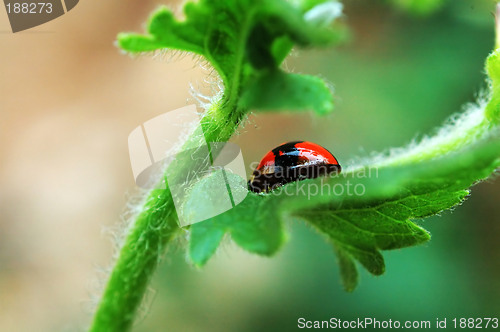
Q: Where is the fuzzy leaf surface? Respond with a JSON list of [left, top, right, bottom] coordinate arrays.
[[188, 51, 500, 290], [189, 134, 500, 290], [118, 0, 345, 115]]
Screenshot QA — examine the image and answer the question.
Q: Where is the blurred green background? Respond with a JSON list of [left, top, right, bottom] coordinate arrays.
[[0, 0, 498, 331], [141, 1, 500, 331]]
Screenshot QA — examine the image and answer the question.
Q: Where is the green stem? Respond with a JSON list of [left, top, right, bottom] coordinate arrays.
[[88, 101, 247, 331], [89, 190, 178, 332]]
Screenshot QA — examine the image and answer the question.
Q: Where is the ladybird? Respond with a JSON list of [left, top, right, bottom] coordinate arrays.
[[248, 141, 341, 193]]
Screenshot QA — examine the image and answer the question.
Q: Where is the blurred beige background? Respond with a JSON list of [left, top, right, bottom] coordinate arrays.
[[1, 1, 499, 332], [0, 1, 201, 330]]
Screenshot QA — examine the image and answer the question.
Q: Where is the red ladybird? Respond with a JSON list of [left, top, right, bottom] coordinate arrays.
[[248, 141, 341, 193]]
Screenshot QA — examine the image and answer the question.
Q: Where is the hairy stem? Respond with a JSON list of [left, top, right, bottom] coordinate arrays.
[[89, 190, 178, 332], [89, 100, 247, 331]]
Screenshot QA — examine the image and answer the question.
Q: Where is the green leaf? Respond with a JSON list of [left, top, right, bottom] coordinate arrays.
[[184, 3, 500, 291], [334, 244, 359, 292], [117, 0, 344, 115], [186, 43, 500, 282], [239, 70, 334, 115], [189, 128, 499, 289], [187, 172, 285, 267], [289, 135, 499, 290]]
